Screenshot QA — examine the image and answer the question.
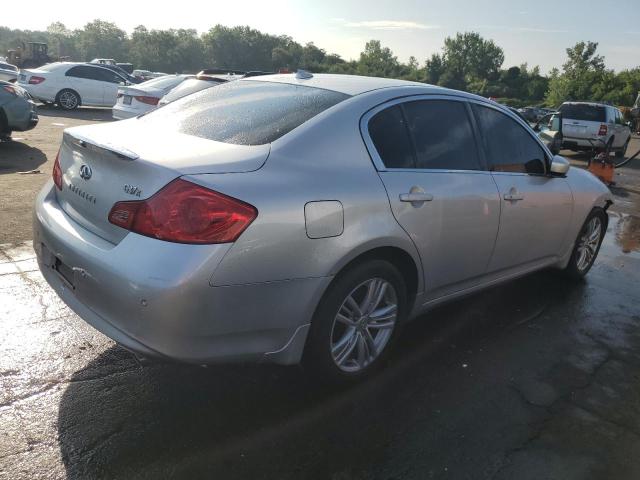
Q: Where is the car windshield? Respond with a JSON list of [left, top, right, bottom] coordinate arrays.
[[141, 80, 349, 145], [161, 78, 223, 103], [559, 103, 606, 122]]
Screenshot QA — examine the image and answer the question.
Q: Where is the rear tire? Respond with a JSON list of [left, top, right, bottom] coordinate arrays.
[[615, 137, 630, 161], [303, 260, 407, 384], [0, 109, 10, 140], [564, 209, 607, 280], [56, 89, 80, 110]]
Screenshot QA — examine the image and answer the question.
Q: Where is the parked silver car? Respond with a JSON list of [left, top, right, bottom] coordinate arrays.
[[34, 74, 611, 382]]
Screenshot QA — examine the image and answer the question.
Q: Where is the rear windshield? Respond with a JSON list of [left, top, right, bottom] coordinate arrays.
[[559, 104, 606, 122], [161, 78, 223, 103], [139, 75, 188, 89], [140, 80, 349, 145]]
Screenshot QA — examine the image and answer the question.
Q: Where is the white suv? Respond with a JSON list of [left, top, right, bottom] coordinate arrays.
[[18, 62, 130, 110], [559, 102, 631, 158]]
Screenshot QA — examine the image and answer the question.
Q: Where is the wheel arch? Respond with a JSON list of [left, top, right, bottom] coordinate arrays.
[[325, 243, 422, 318]]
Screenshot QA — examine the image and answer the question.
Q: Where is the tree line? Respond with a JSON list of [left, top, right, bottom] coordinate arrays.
[[1, 20, 639, 107]]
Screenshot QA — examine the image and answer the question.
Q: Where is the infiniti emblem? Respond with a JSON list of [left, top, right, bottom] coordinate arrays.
[[79, 164, 92, 180]]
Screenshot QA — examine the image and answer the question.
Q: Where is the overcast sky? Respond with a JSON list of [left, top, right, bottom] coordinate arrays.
[[4, 0, 640, 73]]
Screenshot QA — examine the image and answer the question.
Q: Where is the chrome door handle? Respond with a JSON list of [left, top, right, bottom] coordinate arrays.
[[399, 192, 434, 203], [503, 193, 524, 201]]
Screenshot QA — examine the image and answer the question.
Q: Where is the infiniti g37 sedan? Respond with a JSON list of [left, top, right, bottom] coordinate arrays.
[[34, 73, 611, 382]]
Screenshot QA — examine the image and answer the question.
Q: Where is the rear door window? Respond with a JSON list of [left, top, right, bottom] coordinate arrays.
[[558, 104, 606, 122], [402, 100, 481, 171], [472, 104, 547, 175], [141, 80, 349, 145]]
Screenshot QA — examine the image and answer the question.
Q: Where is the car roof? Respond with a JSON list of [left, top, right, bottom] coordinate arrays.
[[244, 73, 429, 96]]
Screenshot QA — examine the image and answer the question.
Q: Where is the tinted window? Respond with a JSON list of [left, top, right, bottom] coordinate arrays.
[[141, 80, 349, 145], [401, 100, 480, 170], [558, 103, 606, 122], [472, 104, 546, 174], [93, 68, 124, 84], [66, 66, 94, 79], [368, 105, 414, 169]]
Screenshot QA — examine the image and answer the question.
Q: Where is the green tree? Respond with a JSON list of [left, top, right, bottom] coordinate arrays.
[[76, 20, 128, 61], [545, 41, 608, 106], [357, 40, 400, 77]]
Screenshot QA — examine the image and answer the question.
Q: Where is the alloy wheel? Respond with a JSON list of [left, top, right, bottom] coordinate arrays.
[[576, 216, 602, 272], [330, 278, 398, 373], [59, 91, 78, 109]]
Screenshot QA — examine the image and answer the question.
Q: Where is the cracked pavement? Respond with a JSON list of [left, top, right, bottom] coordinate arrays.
[[0, 210, 638, 479]]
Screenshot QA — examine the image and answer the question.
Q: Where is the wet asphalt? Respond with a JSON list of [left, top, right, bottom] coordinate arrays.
[[0, 208, 638, 479]]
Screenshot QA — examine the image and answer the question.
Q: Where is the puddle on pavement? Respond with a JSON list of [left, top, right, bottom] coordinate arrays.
[[612, 214, 640, 254]]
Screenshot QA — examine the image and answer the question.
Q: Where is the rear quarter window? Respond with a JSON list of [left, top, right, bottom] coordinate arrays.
[[141, 80, 349, 145], [559, 104, 606, 122]]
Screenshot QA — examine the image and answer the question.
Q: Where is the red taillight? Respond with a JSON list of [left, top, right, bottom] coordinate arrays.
[[28, 76, 45, 85], [52, 150, 62, 190], [598, 124, 608, 136], [2, 85, 17, 95], [134, 95, 159, 106], [108, 178, 257, 244]]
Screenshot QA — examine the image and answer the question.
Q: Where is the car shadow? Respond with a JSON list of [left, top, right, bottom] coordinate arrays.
[[56, 269, 589, 479], [37, 104, 114, 122], [0, 140, 47, 174]]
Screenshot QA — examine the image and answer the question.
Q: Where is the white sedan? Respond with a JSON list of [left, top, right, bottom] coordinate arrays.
[[112, 75, 194, 120], [18, 62, 130, 110], [0, 60, 18, 83]]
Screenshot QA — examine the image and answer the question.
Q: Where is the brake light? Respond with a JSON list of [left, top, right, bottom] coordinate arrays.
[[52, 150, 62, 190], [134, 95, 159, 106], [108, 178, 257, 244], [28, 76, 45, 85], [2, 85, 16, 95], [598, 124, 608, 136]]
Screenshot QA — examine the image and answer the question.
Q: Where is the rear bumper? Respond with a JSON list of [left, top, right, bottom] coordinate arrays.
[[33, 181, 327, 365], [562, 135, 606, 150], [112, 103, 152, 120]]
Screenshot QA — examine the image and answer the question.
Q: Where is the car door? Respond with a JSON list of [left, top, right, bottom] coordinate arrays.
[[471, 102, 573, 274], [93, 67, 126, 106], [65, 66, 102, 105], [362, 97, 501, 300]]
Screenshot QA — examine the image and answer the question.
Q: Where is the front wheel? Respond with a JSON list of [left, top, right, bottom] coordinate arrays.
[[303, 260, 407, 383], [56, 89, 80, 110], [564, 209, 607, 279]]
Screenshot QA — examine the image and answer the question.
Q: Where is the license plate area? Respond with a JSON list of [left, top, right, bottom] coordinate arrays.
[[123, 95, 132, 105], [53, 256, 75, 290]]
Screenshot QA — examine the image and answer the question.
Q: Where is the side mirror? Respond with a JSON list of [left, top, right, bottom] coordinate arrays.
[[550, 155, 570, 176], [626, 121, 633, 128]]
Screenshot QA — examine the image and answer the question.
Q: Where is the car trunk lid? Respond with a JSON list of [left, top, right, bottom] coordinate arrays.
[[55, 122, 270, 244]]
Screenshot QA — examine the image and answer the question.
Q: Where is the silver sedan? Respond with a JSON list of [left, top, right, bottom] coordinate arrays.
[[34, 73, 611, 382]]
